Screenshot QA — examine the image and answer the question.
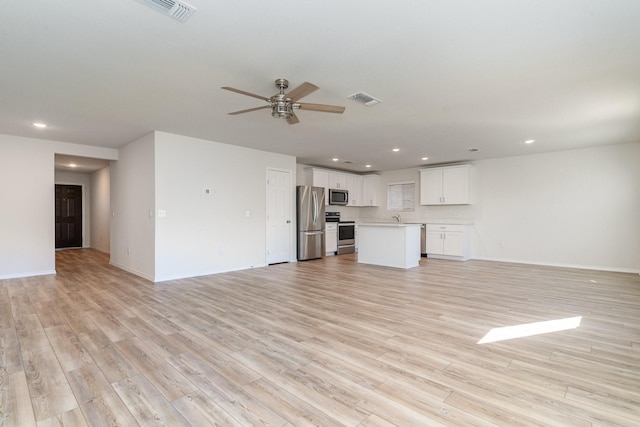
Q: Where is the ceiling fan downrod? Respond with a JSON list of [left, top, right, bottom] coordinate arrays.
[[272, 78, 293, 119]]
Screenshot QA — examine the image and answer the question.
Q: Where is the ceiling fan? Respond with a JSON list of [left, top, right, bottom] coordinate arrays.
[[222, 78, 345, 125]]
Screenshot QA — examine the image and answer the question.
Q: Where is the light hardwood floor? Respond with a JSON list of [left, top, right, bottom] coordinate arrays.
[[1, 249, 639, 426]]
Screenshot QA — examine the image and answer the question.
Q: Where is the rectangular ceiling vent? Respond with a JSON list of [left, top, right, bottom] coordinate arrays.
[[135, 0, 196, 23], [348, 92, 382, 106]]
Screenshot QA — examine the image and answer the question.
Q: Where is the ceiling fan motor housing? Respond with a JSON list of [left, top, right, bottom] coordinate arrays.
[[271, 93, 293, 118]]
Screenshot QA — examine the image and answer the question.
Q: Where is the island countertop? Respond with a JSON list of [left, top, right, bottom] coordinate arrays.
[[359, 223, 422, 227]]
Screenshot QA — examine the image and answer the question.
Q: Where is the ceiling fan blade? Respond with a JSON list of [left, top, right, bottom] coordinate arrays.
[[287, 112, 300, 125], [228, 105, 270, 115], [297, 102, 346, 114], [221, 86, 270, 101], [285, 82, 319, 102]]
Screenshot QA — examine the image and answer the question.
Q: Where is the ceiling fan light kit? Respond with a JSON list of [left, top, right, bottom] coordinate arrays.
[[222, 78, 345, 125]]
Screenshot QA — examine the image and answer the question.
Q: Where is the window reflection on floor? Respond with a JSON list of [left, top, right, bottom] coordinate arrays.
[[478, 316, 582, 344]]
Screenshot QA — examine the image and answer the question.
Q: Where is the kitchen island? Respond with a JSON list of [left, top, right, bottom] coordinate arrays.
[[358, 223, 421, 268]]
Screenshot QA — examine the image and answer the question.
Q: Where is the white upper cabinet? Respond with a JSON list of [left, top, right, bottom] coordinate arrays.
[[362, 174, 379, 206], [328, 172, 347, 189], [305, 168, 329, 205], [346, 174, 363, 206], [420, 164, 472, 205], [305, 168, 380, 208]]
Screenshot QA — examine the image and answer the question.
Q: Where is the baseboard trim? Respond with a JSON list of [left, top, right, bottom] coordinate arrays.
[[0, 269, 56, 280], [471, 256, 639, 274], [154, 263, 268, 283], [109, 261, 155, 282]]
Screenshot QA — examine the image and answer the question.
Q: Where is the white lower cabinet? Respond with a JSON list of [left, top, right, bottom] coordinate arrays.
[[325, 223, 338, 254], [425, 224, 470, 260]]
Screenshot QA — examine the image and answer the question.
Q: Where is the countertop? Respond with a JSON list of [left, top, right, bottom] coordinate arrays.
[[359, 223, 422, 227], [357, 219, 473, 225]]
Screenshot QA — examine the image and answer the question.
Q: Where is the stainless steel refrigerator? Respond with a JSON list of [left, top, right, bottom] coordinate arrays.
[[296, 185, 326, 260]]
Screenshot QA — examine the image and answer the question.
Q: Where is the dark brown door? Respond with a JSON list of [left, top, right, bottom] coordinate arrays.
[[55, 185, 83, 249]]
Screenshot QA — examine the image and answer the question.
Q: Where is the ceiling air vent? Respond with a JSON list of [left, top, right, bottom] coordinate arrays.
[[348, 92, 382, 106], [135, 0, 196, 22]]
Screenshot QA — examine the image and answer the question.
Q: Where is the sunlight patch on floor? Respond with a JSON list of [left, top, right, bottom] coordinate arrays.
[[478, 316, 582, 344]]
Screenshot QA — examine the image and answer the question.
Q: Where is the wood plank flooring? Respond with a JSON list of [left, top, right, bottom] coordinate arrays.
[[1, 249, 639, 426]]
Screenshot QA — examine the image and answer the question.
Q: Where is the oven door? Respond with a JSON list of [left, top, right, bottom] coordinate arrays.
[[338, 223, 355, 245]]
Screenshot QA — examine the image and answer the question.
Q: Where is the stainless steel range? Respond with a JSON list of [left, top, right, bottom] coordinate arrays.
[[325, 212, 355, 255], [337, 221, 355, 254]]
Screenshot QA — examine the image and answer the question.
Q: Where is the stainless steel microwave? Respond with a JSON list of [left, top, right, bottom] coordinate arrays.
[[329, 188, 348, 205]]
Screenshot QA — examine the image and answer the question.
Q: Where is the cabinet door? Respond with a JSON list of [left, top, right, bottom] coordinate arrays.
[[420, 169, 443, 205], [328, 172, 347, 189], [425, 231, 444, 254], [346, 174, 362, 206], [442, 232, 463, 256], [312, 170, 329, 205], [362, 175, 379, 206], [442, 166, 469, 204], [325, 224, 338, 253]]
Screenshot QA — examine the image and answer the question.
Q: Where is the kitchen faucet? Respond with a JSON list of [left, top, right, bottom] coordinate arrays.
[[392, 214, 401, 223]]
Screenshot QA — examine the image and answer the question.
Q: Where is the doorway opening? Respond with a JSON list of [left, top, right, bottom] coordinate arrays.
[[55, 184, 83, 249], [54, 154, 112, 260]]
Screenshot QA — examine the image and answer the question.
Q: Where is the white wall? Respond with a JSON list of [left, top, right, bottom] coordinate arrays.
[[55, 170, 91, 247], [110, 133, 155, 280], [0, 136, 55, 278], [0, 134, 117, 279], [472, 143, 640, 272], [90, 166, 110, 253], [154, 131, 297, 281]]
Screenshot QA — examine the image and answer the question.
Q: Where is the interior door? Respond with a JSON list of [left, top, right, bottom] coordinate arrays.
[[266, 169, 292, 264], [55, 185, 83, 248]]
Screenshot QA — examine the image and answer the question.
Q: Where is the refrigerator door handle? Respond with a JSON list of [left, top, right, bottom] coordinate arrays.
[[305, 231, 324, 236], [312, 191, 318, 224]]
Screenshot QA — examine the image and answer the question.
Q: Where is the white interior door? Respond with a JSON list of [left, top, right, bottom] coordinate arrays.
[[266, 168, 292, 264]]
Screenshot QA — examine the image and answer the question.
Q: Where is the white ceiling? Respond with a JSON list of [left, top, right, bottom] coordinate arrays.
[[3, 0, 639, 172], [55, 154, 110, 173]]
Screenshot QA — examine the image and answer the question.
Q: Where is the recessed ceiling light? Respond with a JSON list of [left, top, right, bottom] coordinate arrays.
[[524, 139, 535, 144], [421, 157, 429, 161], [332, 158, 339, 162], [392, 148, 400, 152], [33, 122, 48, 128], [365, 164, 372, 168]]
